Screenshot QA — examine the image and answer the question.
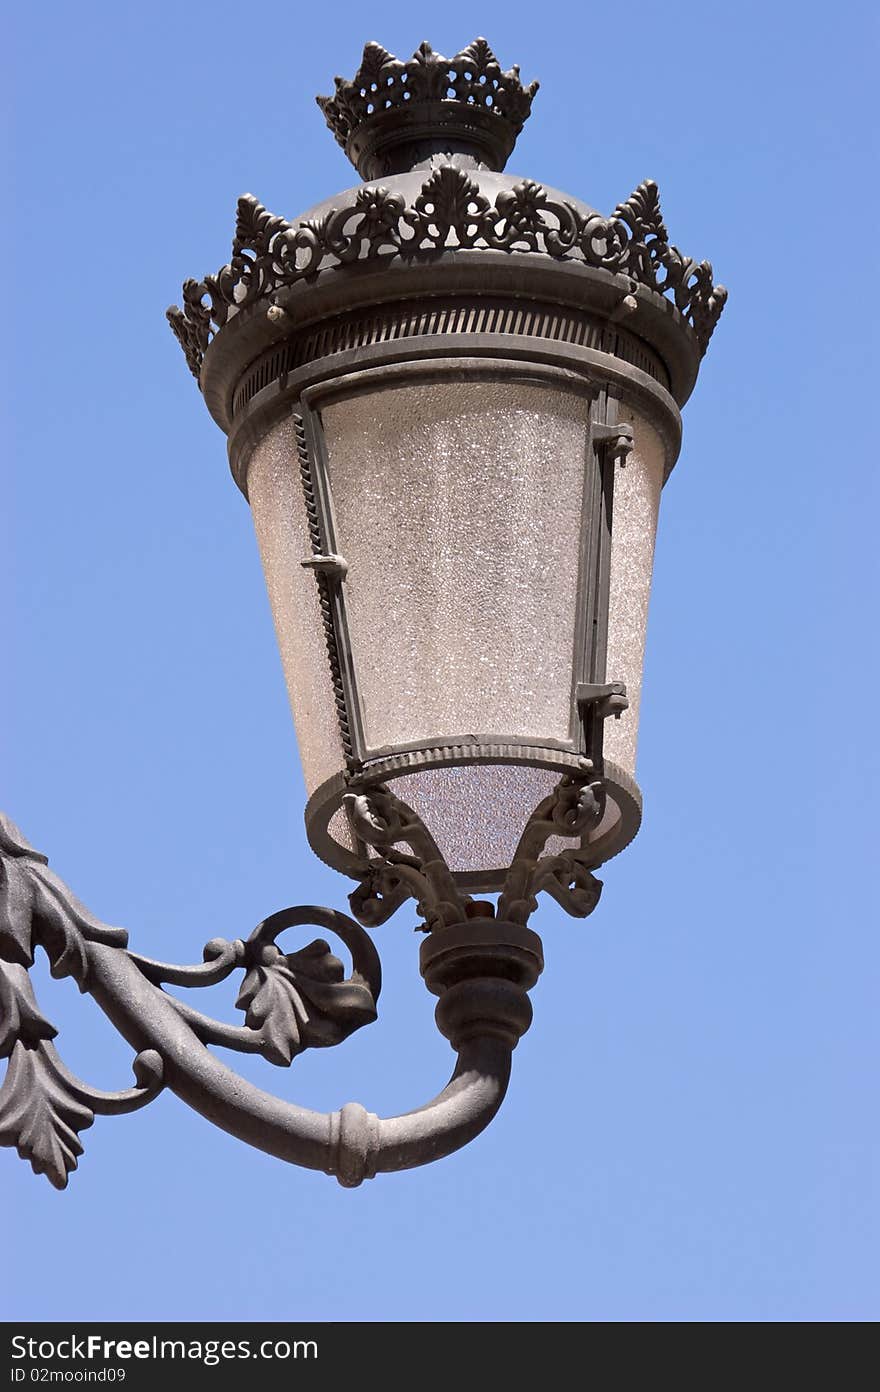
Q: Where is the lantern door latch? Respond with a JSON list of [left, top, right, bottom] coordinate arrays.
[[592, 421, 634, 463], [576, 681, 629, 720]]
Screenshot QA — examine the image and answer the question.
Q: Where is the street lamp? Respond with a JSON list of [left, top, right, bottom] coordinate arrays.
[[1, 39, 725, 1190]]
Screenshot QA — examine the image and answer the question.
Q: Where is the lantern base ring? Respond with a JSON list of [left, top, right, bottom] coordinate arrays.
[[305, 748, 643, 893]]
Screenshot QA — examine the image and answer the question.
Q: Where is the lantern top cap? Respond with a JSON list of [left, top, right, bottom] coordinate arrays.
[[316, 38, 539, 180]]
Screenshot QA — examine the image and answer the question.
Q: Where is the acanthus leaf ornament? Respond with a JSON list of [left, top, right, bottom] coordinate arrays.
[[406, 166, 491, 250], [0, 813, 127, 986], [166, 299, 207, 381], [347, 185, 408, 259], [613, 178, 670, 285], [487, 179, 554, 252], [236, 940, 377, 1067], [0, 1032, 163, 1191], [0, 943, 164, 1190], [0, 1040, 96, 1190], [234, 907, 381, 1067], [0, 962, 57, 1056]]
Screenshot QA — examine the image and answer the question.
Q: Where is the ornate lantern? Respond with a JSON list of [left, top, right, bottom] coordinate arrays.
[[1, 39, 725, 1190]]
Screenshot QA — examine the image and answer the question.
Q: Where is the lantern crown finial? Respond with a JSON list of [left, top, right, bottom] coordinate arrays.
[[315, 38, 539, 179]]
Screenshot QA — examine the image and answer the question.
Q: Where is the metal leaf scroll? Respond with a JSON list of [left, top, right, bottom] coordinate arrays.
[[0, 962, 57, 1057], [0, 814, 165, 1186], [236, 940, 376, 1066], [0, 1040, 95, 1188], [345, 785, 473, 933], [236, 906, 381, 1066], [0, 814, 127, 987], [0, 983, 163, 1190], [498, 776, 605, 926]]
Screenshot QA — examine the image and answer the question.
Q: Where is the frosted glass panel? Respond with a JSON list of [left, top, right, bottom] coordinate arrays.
[[603, 409, 666, 776], [387, 765, 561, 874], [322, 380, 590, 751], [248, 419, 346, 796]]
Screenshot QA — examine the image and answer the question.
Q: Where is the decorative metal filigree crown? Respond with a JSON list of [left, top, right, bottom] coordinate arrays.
[[167, 175, 727, 381], [317, 38, 539, 174]]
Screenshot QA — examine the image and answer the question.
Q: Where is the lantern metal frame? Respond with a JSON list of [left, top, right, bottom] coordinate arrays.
[[288, 356, 640, 892], [0, 38, 725, 1192]]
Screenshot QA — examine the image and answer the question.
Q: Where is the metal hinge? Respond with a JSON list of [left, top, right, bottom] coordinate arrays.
[[592, 421, 634, 465], [576, 681, 629, 721]]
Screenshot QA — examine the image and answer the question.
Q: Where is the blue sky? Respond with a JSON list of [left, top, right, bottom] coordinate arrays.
[[4, 0, 877, 1321]]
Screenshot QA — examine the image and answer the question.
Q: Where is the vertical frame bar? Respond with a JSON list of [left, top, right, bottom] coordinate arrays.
[[293, 404, 367, 770], [572, 385, 617, 768], [568, 383, 604, 752]]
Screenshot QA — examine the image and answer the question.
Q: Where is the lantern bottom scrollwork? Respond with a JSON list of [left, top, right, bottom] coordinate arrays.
[[0, 775, 602, 1188]]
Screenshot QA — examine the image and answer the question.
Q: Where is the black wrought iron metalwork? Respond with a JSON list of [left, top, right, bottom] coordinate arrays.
[[168, 171, 726, 381], [6, 37, 729, 1194], [0, 813, 380, 1188], [0, 770, 602, 1189], [317, 38, 539, 158], [346, 784, 475, 932]]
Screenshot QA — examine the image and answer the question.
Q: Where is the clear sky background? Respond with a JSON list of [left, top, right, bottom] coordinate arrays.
[[3, 0, 877, 1322]]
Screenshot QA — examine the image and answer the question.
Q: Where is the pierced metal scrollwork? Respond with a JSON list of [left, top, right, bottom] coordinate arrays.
[[316, 38, 539, 148], [345, 775, 604, 933], [498, 775, 605, 926], [167, 171, 727, 380], [345, 785, 473, 933]]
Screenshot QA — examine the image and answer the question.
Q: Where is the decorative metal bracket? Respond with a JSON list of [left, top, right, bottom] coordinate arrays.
[[1, 776, 603, 1190], [346, 775, 605, 933]]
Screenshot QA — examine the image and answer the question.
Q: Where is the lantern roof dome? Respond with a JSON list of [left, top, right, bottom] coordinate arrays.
[[166, 39, 726, 429]]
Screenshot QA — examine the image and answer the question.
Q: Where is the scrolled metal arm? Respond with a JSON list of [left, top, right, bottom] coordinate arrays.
[[0, 814, 530, 1189], [84, 936, 525, 1189], [0, 778, 596, 1189]]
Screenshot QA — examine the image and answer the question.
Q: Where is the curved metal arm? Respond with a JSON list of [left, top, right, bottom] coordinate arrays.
[[0, 812, 548, 1189], [84, 937, 519, 1188], [1, 781, 609, 1189]]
